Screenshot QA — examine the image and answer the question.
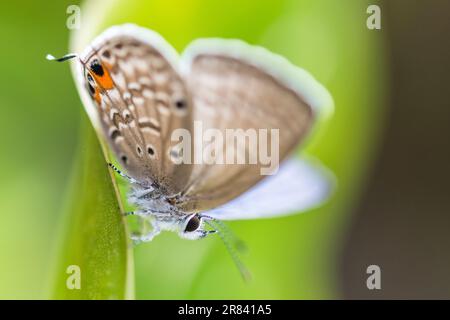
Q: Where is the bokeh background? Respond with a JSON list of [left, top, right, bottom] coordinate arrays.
[[0, 0, 448, 299]]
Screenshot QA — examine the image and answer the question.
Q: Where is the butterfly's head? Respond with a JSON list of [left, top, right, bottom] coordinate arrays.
[[178, 214, 216, 240]]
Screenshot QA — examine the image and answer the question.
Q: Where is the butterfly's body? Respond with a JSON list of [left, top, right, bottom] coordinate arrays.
[[128, 185, 174, 214], [126, 183, 215, 241], [51, 24, 334, 243]]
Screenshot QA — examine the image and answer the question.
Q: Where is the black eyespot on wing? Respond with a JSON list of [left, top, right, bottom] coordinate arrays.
[[121, 155, 128, 164], [88, 83, 95, 95], [90, 59, 104, 76], [102, 50, 111, 58], [147, 146, 154, 156], [110, 129, 121, 141], [184, 215, 201, 232], [124, 113, 132, 123], [175, 99, 186, 109]]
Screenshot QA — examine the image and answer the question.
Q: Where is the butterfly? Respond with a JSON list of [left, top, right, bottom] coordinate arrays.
[[48, 24, 333, 248]]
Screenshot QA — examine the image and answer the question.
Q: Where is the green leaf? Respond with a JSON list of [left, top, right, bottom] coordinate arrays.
[[51, 113, 134, 299]]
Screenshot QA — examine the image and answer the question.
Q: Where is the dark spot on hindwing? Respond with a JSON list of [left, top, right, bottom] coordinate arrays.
[[110, 129, 121, 141], [124, 112, 132, 123], [111, 112, 121, 128], [88, 83, 95, 95], [175, 99, 187, 109], [90, 59, 104, 76]]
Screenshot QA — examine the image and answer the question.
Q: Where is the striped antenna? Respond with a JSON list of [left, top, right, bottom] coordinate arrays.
[[46, 53, 78, 62], [203, 218, 251, 282]]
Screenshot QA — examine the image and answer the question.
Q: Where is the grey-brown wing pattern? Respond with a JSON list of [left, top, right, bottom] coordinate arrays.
[[177, 46, 315, 212], [79, 33, 193, 195]]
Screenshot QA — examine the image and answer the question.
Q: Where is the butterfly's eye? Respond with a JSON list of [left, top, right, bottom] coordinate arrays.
[[184, 215, 201, 233]]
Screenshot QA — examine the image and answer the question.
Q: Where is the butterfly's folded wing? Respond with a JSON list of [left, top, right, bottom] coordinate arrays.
[[74, 25, 333, 211], [203, 157, 334, 220], [177, 39, 333, 212], [75, 25, 193, 194]]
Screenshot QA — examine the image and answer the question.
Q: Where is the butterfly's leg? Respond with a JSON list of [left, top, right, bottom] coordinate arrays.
[[108, 163, 140, 185], [124, 210, 150, 217], [132, 188, 155, 198], [131, 222, 161, 244], [131, 219, 161, 244], [200, 230, 218, 239]]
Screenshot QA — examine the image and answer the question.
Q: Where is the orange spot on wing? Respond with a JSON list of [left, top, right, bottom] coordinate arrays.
[[92, 65, 114, 90], [94, 89, 102, 105]]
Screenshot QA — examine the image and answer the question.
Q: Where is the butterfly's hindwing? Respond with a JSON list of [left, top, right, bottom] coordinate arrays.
[[79, 30, 193, 195], [177, 44, 315, 212]]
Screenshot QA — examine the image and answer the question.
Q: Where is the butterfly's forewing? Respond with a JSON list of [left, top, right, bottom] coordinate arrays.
[[76, 25, 193, 195], [177, 39, 332, 212]]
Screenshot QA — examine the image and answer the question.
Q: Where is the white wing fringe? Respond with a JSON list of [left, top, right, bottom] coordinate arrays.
[[205, 157, 335, 220]]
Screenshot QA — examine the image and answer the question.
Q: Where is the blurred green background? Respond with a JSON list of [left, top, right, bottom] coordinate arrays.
[[0, 0, 384, 299], [5, 0, 446, 299]]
